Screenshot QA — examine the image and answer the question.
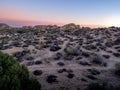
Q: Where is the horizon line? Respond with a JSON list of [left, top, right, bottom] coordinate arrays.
[[0, 18, 115, 28]]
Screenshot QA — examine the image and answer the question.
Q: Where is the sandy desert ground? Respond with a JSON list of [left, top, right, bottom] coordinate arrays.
[[0, 23, 120, 90]]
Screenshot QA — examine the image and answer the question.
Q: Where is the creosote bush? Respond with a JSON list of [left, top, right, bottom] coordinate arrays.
[[115, 62, 120, 76], [0, 52, 41, 90], [115, 62, 120, 70], [17, 30, 26, 34], [87, 82, 120, 90]]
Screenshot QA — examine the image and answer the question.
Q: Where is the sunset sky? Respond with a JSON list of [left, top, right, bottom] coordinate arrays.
[[0, 0, 120, 27]]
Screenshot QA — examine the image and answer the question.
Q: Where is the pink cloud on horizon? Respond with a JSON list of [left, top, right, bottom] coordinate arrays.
[[0, 18, 65, 26], [0, 7, 67, 26], [0, 7, 106, 28], [0, 18, 106, 28]]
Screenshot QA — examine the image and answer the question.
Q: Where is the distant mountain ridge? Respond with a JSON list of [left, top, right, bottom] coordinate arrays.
[[0, 23, 117, 30]]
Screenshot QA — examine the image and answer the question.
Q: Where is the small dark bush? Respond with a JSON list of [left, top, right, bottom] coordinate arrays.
[[115, 62, 120, 76], [17, 30, 26, 34], [46, 75, 58, 84], [87, 82, 120, 90], [67, 73, 75, 79], [87, 82, 107, 90], [92, 55, 103, 65]]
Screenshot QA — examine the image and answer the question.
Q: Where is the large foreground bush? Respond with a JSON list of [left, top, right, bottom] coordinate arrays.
[[0, 52, 41, 90]]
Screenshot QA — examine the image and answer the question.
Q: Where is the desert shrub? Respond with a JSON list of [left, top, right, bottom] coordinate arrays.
[[40, 41, 49, 48], [115, 62, 120, 70], [64, 47, 79, 56], [17, 30, 26, 34], [91, 55, 103, 65], [0, 51, 41, 90], [87, 82, 106, 90], [115, 62, 120, 76], [87, 82, 120, 90], [64, 48, 73, 55]]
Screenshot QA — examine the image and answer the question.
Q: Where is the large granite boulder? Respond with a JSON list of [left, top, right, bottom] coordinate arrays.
[[60, 23, 80, 31], [0, 23, 10, 30]]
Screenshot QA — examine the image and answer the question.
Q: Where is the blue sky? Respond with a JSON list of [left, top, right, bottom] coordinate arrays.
[[0, 0, 120, 27]]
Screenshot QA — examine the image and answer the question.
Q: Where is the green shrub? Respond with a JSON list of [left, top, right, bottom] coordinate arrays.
[[0, 52, 41, 90], [64, 49, 73, 55], [64, 47, 78, 56]]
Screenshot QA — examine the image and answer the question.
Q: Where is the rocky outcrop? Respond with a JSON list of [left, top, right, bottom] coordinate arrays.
[[0, 23, 9, 30], [33, 25, 59, 31], [60, 23, 80, 31]]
